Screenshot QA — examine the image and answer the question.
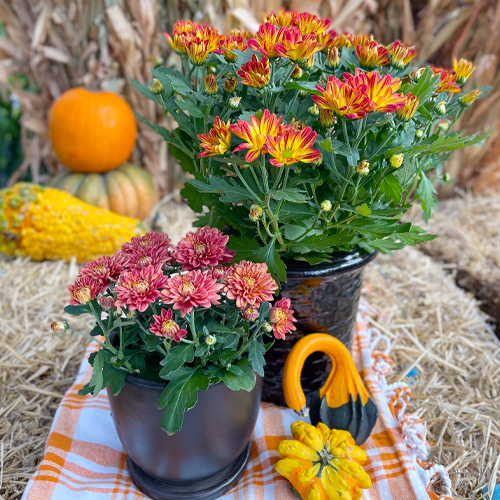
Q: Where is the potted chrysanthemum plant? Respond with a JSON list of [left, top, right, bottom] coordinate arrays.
[[54, 228, 296, 499], [132, 10, 488, 404]]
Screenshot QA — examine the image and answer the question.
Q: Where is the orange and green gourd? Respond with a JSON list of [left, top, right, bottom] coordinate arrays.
[[0, 183, 145, 262], [276, 420, 372, 500], [51, 163, 158, 220], [283, 334, 378, 445], [49, 88, 137, 174]]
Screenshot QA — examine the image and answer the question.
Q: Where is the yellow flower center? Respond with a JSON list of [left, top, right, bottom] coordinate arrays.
[[181, 281, 195, 295], [273, 308, 287, 322], [75, 287, 91, 304], [194, 242, 205, 255], [162, 319, 176, 333], [138, 256, 152, 266], [133, 280, 149, 294], [243, 276, 255, 287]]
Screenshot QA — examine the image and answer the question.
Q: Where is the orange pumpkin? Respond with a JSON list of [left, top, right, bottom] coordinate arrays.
[[49, 88, 137, 173], [51, 163, 157, 220]]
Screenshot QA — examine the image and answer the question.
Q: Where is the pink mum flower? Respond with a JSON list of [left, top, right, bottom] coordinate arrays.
[[225, 261, 279, 309], [122, 232, 173, 267], [79, 253, 126, 289], [242, 305, 259, 321], [68, 276, 102, 305], [98, 295, 116, 309], [114, 265, 168, 312], [149, 308, 187, 342], [174, 226, 235, 271], [210, 265, 233, 282], [161, 270, 223, 317], [270, 298, 296, 339]]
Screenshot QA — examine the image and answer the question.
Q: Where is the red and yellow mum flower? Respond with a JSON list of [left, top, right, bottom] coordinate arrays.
[[431, 67, 461, 93], [150, 308, 187, 342], [248, 23, 289, 59], [292, 12, 331, 36], [270, 298, 296, 339], [351, 34, 374, 49], [264, 10, 295, 28], [396, 92, 419, 121], [217, 35, 248, 62], [266, 125, 321, 167], [237, 54, 271, 88], [453, 58, 474, 84], [316, 29, 337, 49], [275, 27, 325, 63], [114, 265, 168, 313], [198, 117, 231, 158], [184, 25, 223, 65], [344, 69, 406, 113], [230, 110, 284, 162], [224, 261, 279, 309], [329, 33, 353, 49], [387, 41, 416, 69], [356, 41, 390, 68], [163, 20, 199, 53], [312, 75, 372, 120]]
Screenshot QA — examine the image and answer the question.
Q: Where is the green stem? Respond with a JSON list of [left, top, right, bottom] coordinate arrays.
[[189, 311, 197, 340], [264, 194, 285, 246], [342, 120, 351, 148], [289, 210, 323, 243], [233, 163, 263, 203]]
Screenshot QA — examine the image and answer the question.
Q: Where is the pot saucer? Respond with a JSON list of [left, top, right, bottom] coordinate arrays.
[[127, 443, 251, 500]]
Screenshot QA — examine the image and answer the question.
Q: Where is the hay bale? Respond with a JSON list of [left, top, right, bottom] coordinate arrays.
[[417, 194, 500, 337], [365, 248, 500, 498]]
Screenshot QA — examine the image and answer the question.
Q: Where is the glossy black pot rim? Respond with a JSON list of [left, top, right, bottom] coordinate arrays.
[[284, 250, 377, 277], [125, 373, 167, 389]]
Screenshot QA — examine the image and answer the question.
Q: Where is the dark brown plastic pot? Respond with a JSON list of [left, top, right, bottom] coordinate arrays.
[[107, 374, 262, 500], [262, 249, 376, 406]]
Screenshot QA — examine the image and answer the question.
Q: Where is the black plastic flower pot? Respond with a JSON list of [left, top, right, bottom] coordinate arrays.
[[261, 250, 376, 406], [107, 374, 262, 500]]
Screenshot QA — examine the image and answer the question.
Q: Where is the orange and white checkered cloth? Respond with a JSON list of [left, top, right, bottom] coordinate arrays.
[[23, 301, 452, 500]]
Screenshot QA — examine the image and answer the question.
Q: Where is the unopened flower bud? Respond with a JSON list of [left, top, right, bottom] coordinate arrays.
[[435, 101, 446, 115], [299, 90, 309, 98], [459, 89, 482, 107], [229, 96, 241, 109], [263, 322, 273, 333], [300, 54, 315, 70], [249, 204, 263, 222], [312, 153, 323, 167], [206, 64, 217, 74], [113, 309, 122, 318], [98, 296, 116, 309], [152, 78, 163, 95], [413, 68, 425, 81], [308, 104, 320, 117], [127, 310, 137, 320], [326, 47, 340, 69], [148, 56, 164, 68], [292, 65, 303, 79], [224, 76, 237, 93], [415, 129, 424, 139], [320, 108, 335, 127], [356, 160, 370, 176], [204, 73, 218, 95], [51, 321, 69, 334], [437, 120, 449, 132], [443, 173, 451, 182], [205, 335, 216, 345], [320, 200, 332, 212], [293, 167, 302, 175], [390, 154, 404, 168]]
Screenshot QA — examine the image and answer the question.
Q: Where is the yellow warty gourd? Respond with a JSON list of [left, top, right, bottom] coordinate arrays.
[[0, 183, 145, 262]]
